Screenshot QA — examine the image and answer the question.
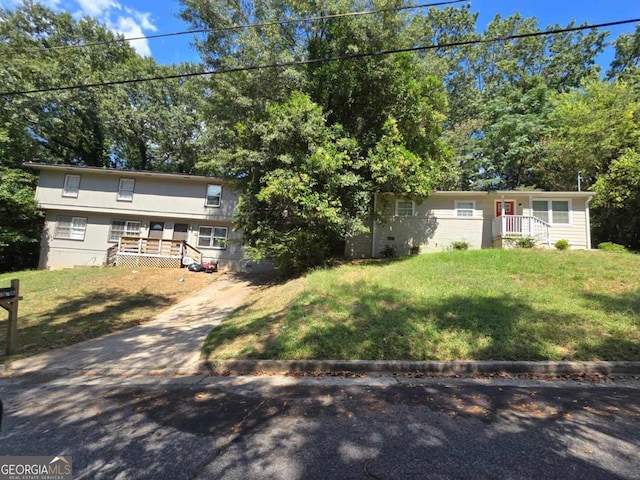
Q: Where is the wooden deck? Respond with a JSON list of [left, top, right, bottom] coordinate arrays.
[[106, 236, 203, 267]]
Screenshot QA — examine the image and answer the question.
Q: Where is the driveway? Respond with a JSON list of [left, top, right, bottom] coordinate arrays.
[[2, 273, 259, 376]]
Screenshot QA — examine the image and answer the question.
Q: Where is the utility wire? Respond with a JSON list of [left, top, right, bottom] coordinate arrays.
[[14, 0, 468, 54], [1, 17, 638, 97]]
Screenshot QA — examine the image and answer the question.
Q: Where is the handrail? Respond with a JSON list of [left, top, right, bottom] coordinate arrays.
[[184, 241, 203, 264], [492, 215, 550, 245], [105, 244, 118, 266]]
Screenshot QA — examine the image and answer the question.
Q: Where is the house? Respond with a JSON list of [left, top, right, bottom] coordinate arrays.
[[346, 191, 595, 258], [26, 163, 595, 270], [25, 163, 266, 271]]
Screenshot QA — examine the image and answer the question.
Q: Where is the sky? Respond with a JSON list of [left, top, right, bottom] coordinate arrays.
[[1, 0, 639, 67]]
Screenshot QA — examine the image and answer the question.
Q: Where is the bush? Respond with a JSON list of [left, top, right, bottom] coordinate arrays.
[[516, 237, 536, 249], [451, 241, 470, 251], [598, 242, 627, 252], [409, 245, 420, 256], [555, 239, 570, 250], [380, 244, 396, 258]]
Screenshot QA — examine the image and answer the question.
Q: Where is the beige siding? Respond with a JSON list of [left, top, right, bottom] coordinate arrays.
[[373, 194, 494, 254], [36, 170, 239, 221], [41, 211, 256, 271], [366, 192, 593, 257], [345, 231, 372, 258]]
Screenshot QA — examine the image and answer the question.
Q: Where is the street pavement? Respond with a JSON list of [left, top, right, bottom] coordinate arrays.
[[1, 372, 639, 479]]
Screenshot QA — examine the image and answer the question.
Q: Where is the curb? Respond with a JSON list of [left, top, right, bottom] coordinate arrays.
[[200, 359, 640, 376]]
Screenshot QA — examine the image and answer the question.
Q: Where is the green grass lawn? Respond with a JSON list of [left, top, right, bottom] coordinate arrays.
[[203, 249, 640, 361], [0, 267, 219, 362]]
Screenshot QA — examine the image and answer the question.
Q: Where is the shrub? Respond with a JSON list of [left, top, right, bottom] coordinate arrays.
[[409, 245, 420, 256], [555, 239, 570, 250], [451, 241, 470, 251], [380, 244, 396, 258], [516, 237, 536, 249], [598, 242, 627, 252]]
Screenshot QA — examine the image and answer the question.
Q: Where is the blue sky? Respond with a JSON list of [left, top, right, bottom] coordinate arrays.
[[1, 0, 639, 67]]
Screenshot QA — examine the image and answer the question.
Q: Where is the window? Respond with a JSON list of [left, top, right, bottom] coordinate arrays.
[[532, 200, 570, 225], [62, 174, 81, 198], [109, 220, 141, 242], [455, 200, 475, 217], [198, 226, 228, 249], [117, 178, 135, 201], [55, 216, 87, 240], [205, 185, 222, 207], [396, 200, 415, 216]]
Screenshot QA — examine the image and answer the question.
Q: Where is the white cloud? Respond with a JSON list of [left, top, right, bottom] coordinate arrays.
[[111, 15, 152, 56], [75, 0, 121, 18], [124, 7, 157, 32]]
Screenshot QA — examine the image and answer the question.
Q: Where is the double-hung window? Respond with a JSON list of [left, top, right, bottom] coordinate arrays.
[[109, 220, 141, 242], [63, 174, 81, 198], [455, 200, 475, 217], [205, 185, 222, 207], [198, 226, 228, 249], [532, 200, 570, 225], [396, 200, 415, 216], [55, 216, 87, 240], [117, 178, 135, 201]]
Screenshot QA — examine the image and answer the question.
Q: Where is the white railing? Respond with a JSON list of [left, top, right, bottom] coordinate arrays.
[[492, 215, 550, 246]]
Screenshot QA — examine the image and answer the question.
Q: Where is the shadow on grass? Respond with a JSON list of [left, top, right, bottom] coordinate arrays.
[[205, 281, 640, 361], [0, 290, 171, 358]]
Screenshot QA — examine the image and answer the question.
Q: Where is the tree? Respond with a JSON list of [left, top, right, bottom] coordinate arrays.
[[542, 78, 640, 191], [592, 150, 640, 250], [607, 25, 640, 82], [0, 1, 137, 167], [232, 92, 366, 276], [105, 59, 207, 173], [181, 0, 454, 273], [0, 168, 44, 272]]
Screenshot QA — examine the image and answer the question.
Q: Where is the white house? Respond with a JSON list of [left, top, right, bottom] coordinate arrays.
[[346, 191, 595, 258]]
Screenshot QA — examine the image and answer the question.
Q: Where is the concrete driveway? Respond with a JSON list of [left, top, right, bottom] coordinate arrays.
[[2, 273, 259, 376]]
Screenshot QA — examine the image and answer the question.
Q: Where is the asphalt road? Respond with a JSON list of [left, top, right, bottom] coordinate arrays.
[[1, 373, 639, 479]]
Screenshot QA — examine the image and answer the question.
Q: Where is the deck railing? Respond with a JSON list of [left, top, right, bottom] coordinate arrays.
[[110, 236, 204, 267], [117, 236, 185, 258], [492, 215, 550, 246]]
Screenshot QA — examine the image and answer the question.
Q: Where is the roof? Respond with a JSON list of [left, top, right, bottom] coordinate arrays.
[[430, 190, 595, 197], [24, 163, 594, 197], [23, 162, 229, 183]]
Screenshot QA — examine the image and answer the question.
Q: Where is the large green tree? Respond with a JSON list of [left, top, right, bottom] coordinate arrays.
[[181, 0, 454, 273]]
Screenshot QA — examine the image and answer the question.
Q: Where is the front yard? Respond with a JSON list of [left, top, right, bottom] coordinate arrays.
[[0, 267, 219, 362], [203, 249, 640, 361]]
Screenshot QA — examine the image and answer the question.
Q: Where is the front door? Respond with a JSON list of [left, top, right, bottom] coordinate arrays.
[[495, 201, 515, 217]]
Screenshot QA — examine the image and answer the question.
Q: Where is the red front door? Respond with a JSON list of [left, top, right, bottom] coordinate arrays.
[[496, 201, 515, 217]]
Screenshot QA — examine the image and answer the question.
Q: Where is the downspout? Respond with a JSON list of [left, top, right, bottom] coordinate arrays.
[[371, 193, 377, 258], [585, 196, 593, 250]]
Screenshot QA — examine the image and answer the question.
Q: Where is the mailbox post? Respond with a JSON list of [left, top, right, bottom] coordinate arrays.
[[0, 279, 21, 356]]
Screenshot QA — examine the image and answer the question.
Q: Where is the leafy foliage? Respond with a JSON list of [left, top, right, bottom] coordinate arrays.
[[0, 168, 44, 272], [592, 150, 640, 250]]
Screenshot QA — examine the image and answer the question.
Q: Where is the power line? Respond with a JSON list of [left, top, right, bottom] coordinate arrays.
[[2, 17, 638, 97], [15, 0, 468, 54]]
